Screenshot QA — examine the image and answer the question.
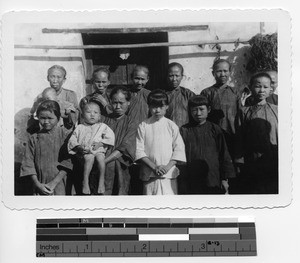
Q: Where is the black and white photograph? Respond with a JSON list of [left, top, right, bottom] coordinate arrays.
[[2, 10, 292, 209]]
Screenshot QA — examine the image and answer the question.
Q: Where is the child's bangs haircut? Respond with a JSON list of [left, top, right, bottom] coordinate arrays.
[[109, 86, 131, 101], [147, 89, 169, 107], [36, 100, 61, 119], [168, 62, 184, 74], [188, 95, 210, 110], [47, 65, 67, 78], [250, 72, 272, 87], [92, 66, 111, 80], [212, 59, 232, 72]]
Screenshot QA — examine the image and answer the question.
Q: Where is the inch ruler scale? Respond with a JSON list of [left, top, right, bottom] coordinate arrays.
[[36, 217, 257, 257]]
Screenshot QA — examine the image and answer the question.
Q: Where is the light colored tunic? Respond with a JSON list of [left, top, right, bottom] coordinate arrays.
[[68, 123, 115, 155], [135, 116, 186, 195]]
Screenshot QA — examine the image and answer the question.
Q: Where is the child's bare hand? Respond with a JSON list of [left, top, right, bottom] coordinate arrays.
[[35, 182, 53, 195], [82, 146, 92, 154], [45, 181, 57, 193], [65, 105, 75, 114], [75, 145, 91, 155], [155, 165, 168, 176], [91, 142, 104, 151], [241, 92, 252, 106], [92, 94, 108, 106]]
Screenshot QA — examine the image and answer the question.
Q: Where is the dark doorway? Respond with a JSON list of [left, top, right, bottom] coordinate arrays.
[[82, 32, 169, 92]]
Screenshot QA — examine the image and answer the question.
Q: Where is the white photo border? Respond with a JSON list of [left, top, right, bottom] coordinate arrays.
[[1, 9, 292, 210]]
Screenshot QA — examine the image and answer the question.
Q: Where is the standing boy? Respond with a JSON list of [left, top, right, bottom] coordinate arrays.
[[235, 72, 278, 194]]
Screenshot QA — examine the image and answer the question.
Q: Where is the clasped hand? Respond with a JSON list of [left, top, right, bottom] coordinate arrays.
[[154, 165, 170, 177]]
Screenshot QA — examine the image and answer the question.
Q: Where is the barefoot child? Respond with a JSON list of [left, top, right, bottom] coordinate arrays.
[[135, 89, 186, 195], [235, 72, 278, 194], [180, 95, 235, 194], [68, 101, 115, 195], [21, 100, 72, 195]]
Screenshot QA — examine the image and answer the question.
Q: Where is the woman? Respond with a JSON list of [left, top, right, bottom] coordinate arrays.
[[164, 62, 195, 128], [102, 86, 139, 195]]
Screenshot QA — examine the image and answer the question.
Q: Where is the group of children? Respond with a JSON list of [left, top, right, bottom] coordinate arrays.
[[20, 59, 279, 195]]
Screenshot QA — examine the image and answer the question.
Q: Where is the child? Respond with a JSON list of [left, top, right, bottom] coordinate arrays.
[[127, 65, 151, 125], [265, 70, 278, 105], [235, 72, 278, 194], [180, 95, 235, 194], [20, 100, 72, 195], [30, 87, 77, 130], [135, 89, 186, 195], [84, 67, 112, 117], [28, 65, 79, 132], [165, 62, 195, 128], [201, 59, 241, 157], [68, 100, 115, 195], [243, 70, 278, 106]]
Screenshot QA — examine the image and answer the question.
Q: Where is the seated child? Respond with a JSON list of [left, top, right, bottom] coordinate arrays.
[[20, 100, 72, 195], [68, 100, 115, 195], [180, 95, 235, 194], [235, 72, 278, 194], [30, 87, 77, 130], [135, 89, 186, 195]]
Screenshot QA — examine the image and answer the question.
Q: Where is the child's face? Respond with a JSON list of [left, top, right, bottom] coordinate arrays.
[[132, 70, 149, 90], [213, 62, 230, 85], [93, 71, 110, 95], [43, 90, 57, 101], [265, 71, 278, 92], [111, 92, 130, 117], [149, 104, 168, 121], [251, 77, 272, 101], [47, 69, 66, 91], [190, 105, 210, 125], [168, 66, 183, 90], [82, 103, 101, 125], [38, 110, 59, 131]]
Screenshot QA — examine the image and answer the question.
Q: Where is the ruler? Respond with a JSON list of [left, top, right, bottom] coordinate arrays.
[[36, 217, 256, 257]]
